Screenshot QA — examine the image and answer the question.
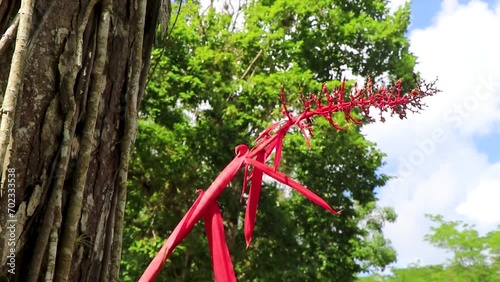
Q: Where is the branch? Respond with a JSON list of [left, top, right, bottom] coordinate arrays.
[[0, 0, 35, 176], [55, 0, 111, 280], [0, 15, 20, 57], [241, 49, 263, 80], [45, 224, 60, 281], [109, 0, 147, 280]]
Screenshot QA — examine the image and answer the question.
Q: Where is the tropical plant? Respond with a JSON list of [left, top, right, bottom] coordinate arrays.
[[140, 78, 439, 281]]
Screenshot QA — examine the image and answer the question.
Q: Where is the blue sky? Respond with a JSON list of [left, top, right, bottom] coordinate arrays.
[[409, 0, 481, 29], [475, 134, 500, 162], [363, 0, 500, 269], [409, 0, 443, 29]]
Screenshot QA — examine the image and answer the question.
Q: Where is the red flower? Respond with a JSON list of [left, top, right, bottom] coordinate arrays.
[[139, 78, 439, 282]]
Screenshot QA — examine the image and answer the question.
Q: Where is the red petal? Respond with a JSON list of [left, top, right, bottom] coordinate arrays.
[[244, 151, 265, 247], [240, 164, 249, 203], [273, 132, 285, 171], [139, 145, 249, 282], [204, 202, 237, 282], [246, 158, 341, 215], [139, 189, 204, 282], [255, 121, 281, 143], [265, 138, 277, 161]]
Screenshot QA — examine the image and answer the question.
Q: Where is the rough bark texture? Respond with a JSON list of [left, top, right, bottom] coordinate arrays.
[[0, 0, 168, 281]]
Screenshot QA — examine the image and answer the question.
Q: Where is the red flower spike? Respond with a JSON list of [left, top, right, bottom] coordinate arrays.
[[325, 114, 344, 131], [245, 158, 341, 215], [300, 92, 310, 109], [244, 150, 266, 247], [280, 85, 292, 119], [141, 77, 439, 281], [338, 78, 346, 103], [204, 202, 237, 282], [322, 84, 330, 97]]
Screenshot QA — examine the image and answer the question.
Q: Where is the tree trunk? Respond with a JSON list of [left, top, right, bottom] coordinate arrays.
[[0, 0, 168, 281]]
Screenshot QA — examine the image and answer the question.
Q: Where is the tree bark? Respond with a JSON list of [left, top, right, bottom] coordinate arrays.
[[0, 0, 168, 281]]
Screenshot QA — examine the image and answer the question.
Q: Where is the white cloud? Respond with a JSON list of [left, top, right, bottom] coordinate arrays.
[[363, 0, 500, 268], [387, 0, 409, 13], [456, 162, 500, 225], [442, 0, 460, 14]]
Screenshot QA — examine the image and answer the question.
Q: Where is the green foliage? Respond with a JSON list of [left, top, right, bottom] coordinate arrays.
[[281, 119, 395, 280], [357, 215, 500, 282], [243, 0, 416, 85], [122, 0, 417, 281], [423, 214, 500, 281]]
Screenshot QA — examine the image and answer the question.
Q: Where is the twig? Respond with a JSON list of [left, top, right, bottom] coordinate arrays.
[[145, 2, 183, 87], [241, 49, 263, 80], [230, 0, 244, 32]]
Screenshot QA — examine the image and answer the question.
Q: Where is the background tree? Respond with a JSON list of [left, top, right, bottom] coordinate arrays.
[[0, 0, 170, 281], [423, 214, 500, 281], [357, 215, 500, 281], [122, 0, 416, 281]]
